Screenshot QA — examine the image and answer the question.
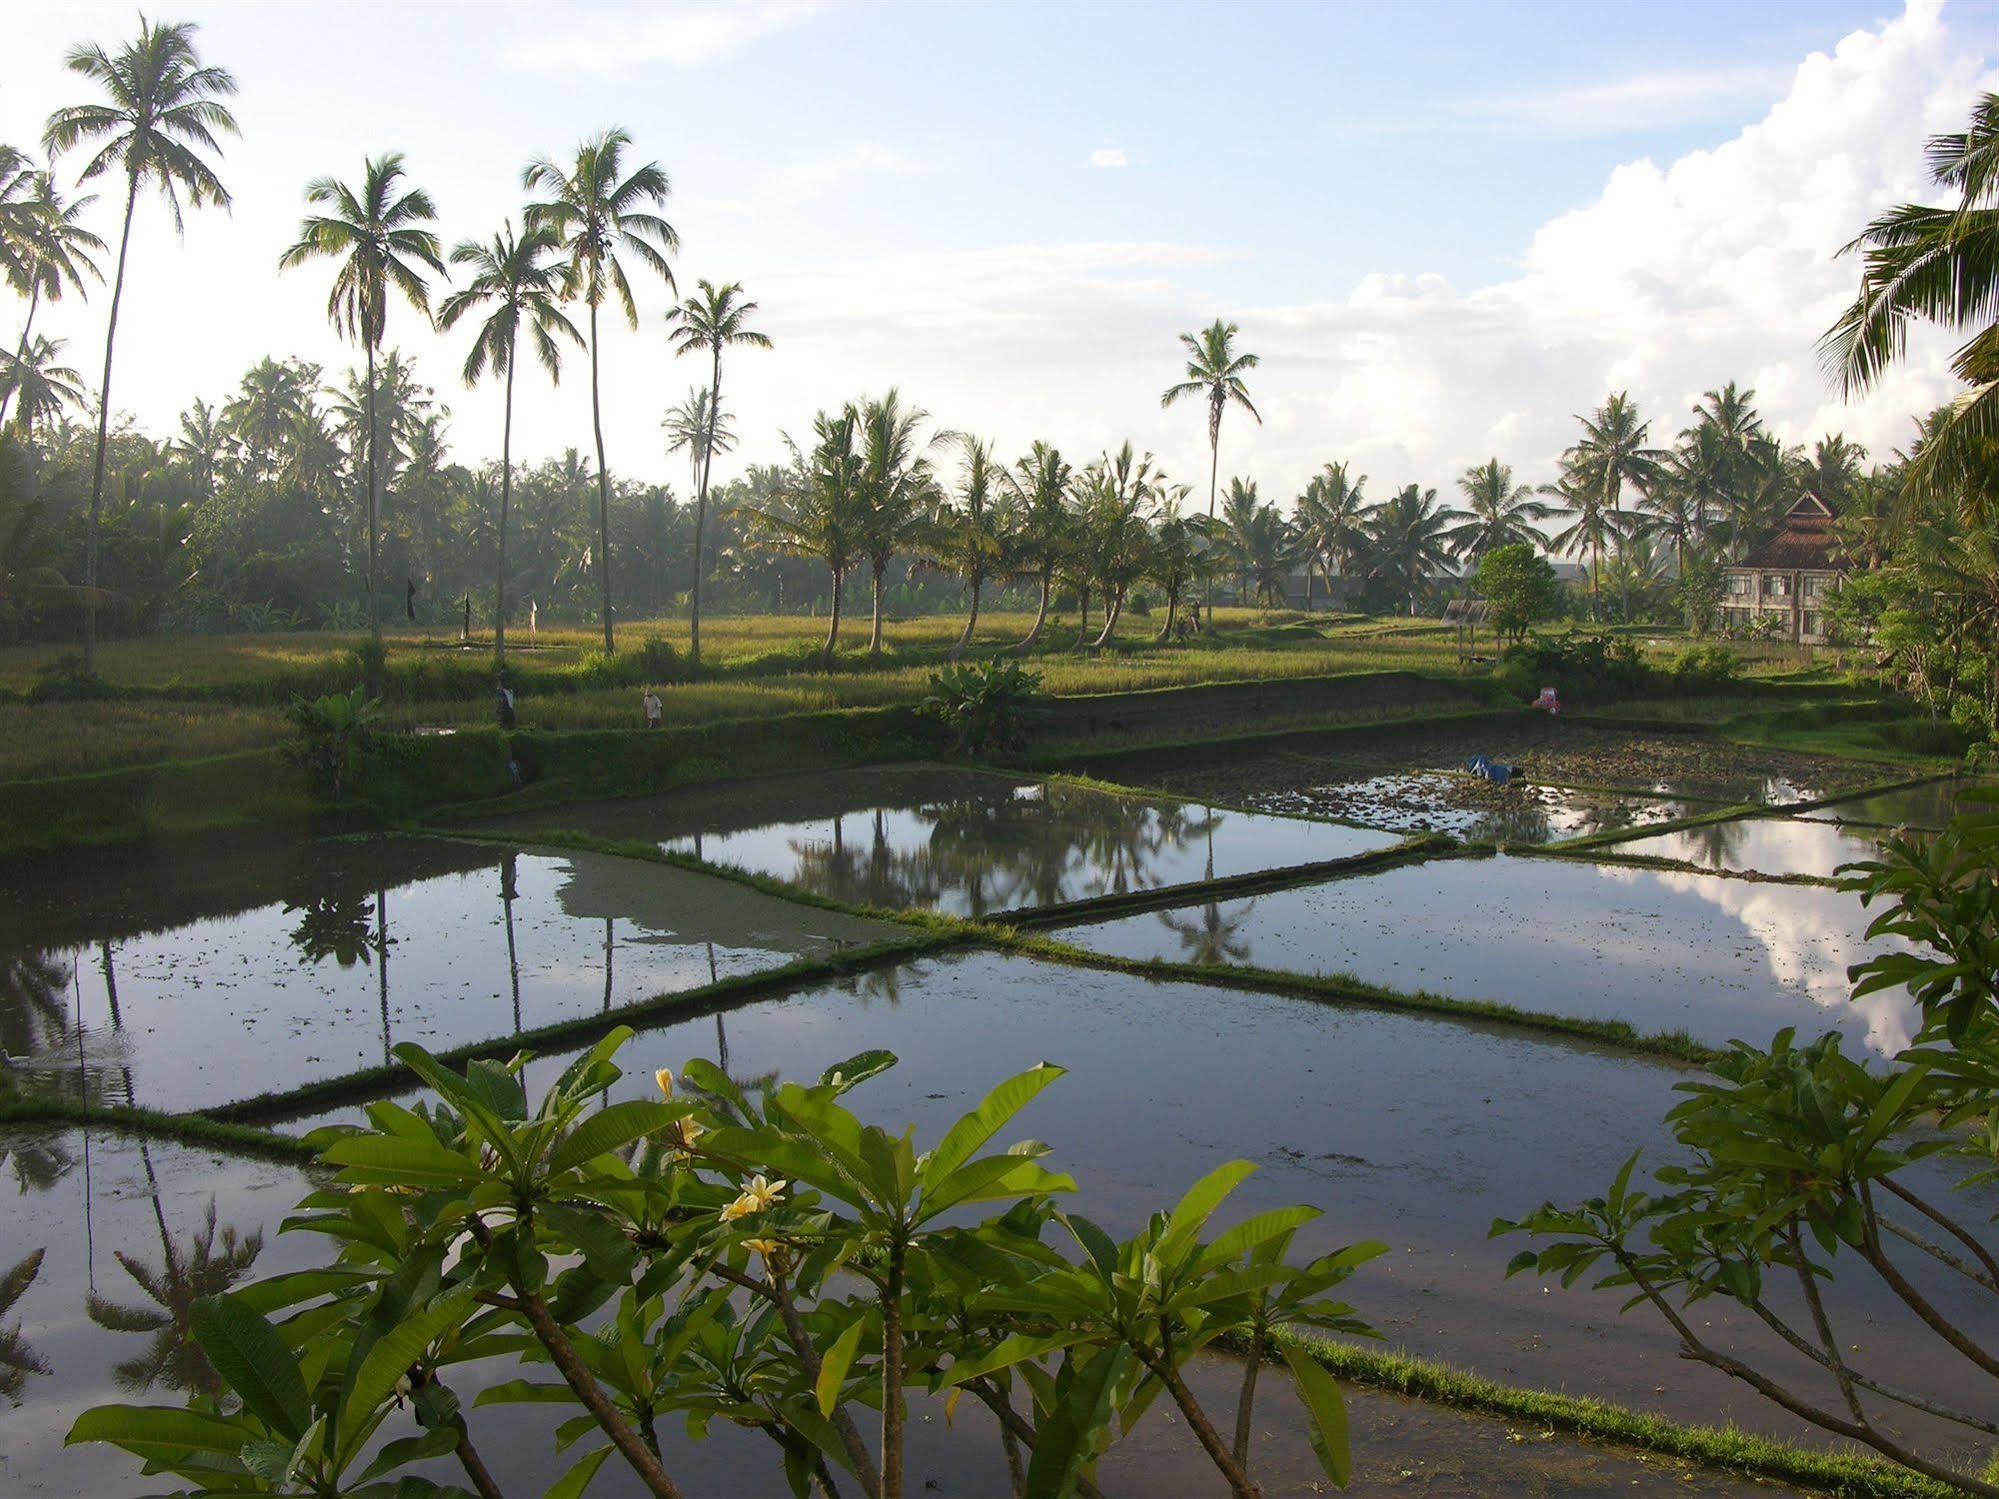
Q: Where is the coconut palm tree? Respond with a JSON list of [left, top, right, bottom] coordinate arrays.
[[1292, 461, 1369, 611], [663, 386, 736, 614], [1218, 477, 1263, 603], [749, 406, 866, 666], [0, 336, 83, 442], [1077, 440, 1163, 648], [1002, 440, 1072, 652], [666, 279, 768, 662], [856, 389, 936, 655], [1161, 318, 1259, 613], [171, 397, 223, 498], [524, 129, 678, 653], [1542, 465, 1620, 621], [42, 16, 237, 668], [277, 152, 443, 651], [1445, 458, 1549, 563], [1824, 93, 1999, 524], [1148, 486, 1200, 640], [0, 168, 102, 432], [1566, 392, 1666, 621], [930, 431, 1007, 657], [1364, 483, 1454, 615], [437, 220, 580, 671]]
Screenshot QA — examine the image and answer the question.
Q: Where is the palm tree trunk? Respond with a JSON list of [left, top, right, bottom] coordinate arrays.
[[692, 344, 722, 665], [1203, 429, 1219, 616], [1014, 566, 1052, 653], [868, 559, 887, 655], [495, 357, 515, 669], [589, 301, 614, 654], [82, 171, 139, 673], [1155, 582, 1179, 642], [0, 282, 44, 431], [952, 575, 980, 658], [1093, 586, 1124, 649], [822, 565, 844, 667], [365, 339, 382, 652], [1073, 582, 1091, 649]]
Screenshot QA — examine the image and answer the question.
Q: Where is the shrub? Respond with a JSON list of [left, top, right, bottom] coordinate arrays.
[[1667, 643, 1741, 686], [1476, 545, 1560, 642], [70, 1041, 1380, 1499], [281, 687, 382, 801], [919, 657, 1045, 754]]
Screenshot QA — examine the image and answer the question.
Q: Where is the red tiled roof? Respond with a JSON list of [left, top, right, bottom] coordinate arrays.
[[1735, 492, 1844, 572]]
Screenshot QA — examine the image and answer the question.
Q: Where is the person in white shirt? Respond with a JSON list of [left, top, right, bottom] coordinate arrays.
[[643, 690, 662, 728]]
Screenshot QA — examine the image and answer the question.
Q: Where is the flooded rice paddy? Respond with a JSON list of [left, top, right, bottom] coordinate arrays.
[[1056, 853, 1920, 1055], [1, 727, 1978, 1493], [477, 765, 1399, 914], [1124, 718, 1897, 815], [1603, 815, 1888, 879], [0, 1128, 1777, 1499], [1799, 775, 1992, 831], [0, 834, 898, 1112], [281, 951, 1992, 1462]]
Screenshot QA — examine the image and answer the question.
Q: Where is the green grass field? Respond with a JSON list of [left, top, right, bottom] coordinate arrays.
[[0, 608, 1855, 784]]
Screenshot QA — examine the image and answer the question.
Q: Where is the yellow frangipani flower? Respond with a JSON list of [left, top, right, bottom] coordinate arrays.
[[655, 1067, 674, 1098]]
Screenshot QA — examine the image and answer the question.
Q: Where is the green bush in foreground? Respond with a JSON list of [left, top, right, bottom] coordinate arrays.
[[69, 1040, 1379, 1498], [1498, 794, 1999, 1497]]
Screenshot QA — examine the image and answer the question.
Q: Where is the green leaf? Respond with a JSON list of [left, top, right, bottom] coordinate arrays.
[[1159, 1160, 1257, 1260], [546, 1443, 614, 1499], [357, 1422, 462, 1483], [547, 1101, 691, 1177], [1281, 1342, 1352, 1488], [190, 1294, 311, 1440], [920, 1063, 1066, 1190], [322, 1135, 481, 1189], [339, 1292, 475, 1464], [1023, 1345, 1128, 1498], [66, 1404, 253, 1460], [815, 1314, 868, 1417]]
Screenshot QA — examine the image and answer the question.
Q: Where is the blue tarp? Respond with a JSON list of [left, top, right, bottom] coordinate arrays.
[[1466, 754, 1514, 785]]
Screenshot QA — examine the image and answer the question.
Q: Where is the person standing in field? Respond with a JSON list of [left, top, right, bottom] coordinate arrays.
[[643, 689, 662, 728]]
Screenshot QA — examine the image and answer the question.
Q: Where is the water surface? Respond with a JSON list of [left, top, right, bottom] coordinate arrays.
[[1056, 854, 1919, 1055], [287, 951, 1991, 1457], [0, 834, 898, 1112], [0, 1124, 1776, 1498], [478, 766, 1398, 915], [1604, 816, 1886, 879], [1801, 777, 1985, 831]]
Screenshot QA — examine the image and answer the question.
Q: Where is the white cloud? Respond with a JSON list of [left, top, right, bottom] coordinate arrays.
[[760, 140, 917, 199], [507, 0, 825, 73], [1089, 147, 1129, 169], [1466, 62, 1793, 132]]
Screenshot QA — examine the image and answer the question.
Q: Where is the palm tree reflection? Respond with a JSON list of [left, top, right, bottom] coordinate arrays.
[[0, 1249, 50, 1404], [1159, 897, 1257, 967], [85, 1199, 265, 1397]]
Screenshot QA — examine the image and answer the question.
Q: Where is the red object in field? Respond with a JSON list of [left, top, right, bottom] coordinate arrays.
[[1533, 687, 1561, 715]]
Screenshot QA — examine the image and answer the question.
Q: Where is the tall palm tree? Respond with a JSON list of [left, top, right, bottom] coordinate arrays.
[[524, 129, 678, 652], [666, 279, 768, 662], [749, 406, 866, 667], [1824, 93, 1999, 524], [856, 389, 936, 655], [1002, 440, 1071, 652], [930, 431, 1007, 657], [1566, 392, 1665, 621], [42, 16, 237, 668], [277, 152, 442, 650], [1218, 476, 1263, 603], [1148, 486, 1199, 640], [1077, 440, 1163, 647], [1364, 483, 1454, 615], [172, 397, 223, 499], [662, 383, 736, 592], [437, 220, 580, 671], [0, 168, 103, 431], [1445, 458, 1549, 563], [1161, 318, 1259, 614]]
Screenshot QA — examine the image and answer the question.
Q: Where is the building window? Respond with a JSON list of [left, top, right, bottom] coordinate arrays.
[[1803, 612, 1822, 638], [1803, 574, 1830, 599], [1725, 573, 1751, 597], [1764, 574, 1790, 599]]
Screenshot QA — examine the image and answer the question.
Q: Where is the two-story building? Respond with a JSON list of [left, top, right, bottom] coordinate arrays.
[[1721, 493, 1844, 643]]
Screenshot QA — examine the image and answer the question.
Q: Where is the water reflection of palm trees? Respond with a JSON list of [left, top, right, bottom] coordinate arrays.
[[1158, 896, 1257, 967], [283, 892, 378, 966], [780, 782, 1227, 915], [1683, 818, 1750, 871], [85, 1199, 265, 1396], [0, 1249, 50, 1404]]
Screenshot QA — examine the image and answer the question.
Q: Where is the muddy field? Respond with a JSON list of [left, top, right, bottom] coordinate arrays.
[[1148, 719, 1898, 824]]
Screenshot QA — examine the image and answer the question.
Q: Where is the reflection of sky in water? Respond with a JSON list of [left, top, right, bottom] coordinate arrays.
[[284, 949, 1993, 1453], [1240, 771, 1695, 842], [2, 840, 894, 1113], [655, 779, 1397, 915], [1801, 778, 1983, 831], [1058, 854, 1918, 1056], [1606, 817, 1887, 880]]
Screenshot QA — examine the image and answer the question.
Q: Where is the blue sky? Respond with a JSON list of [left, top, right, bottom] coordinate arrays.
[[1, 0, 1994, 501]]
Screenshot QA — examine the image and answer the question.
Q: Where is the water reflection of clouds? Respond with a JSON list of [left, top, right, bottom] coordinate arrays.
[[1605, 863, 1917, 1056]]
